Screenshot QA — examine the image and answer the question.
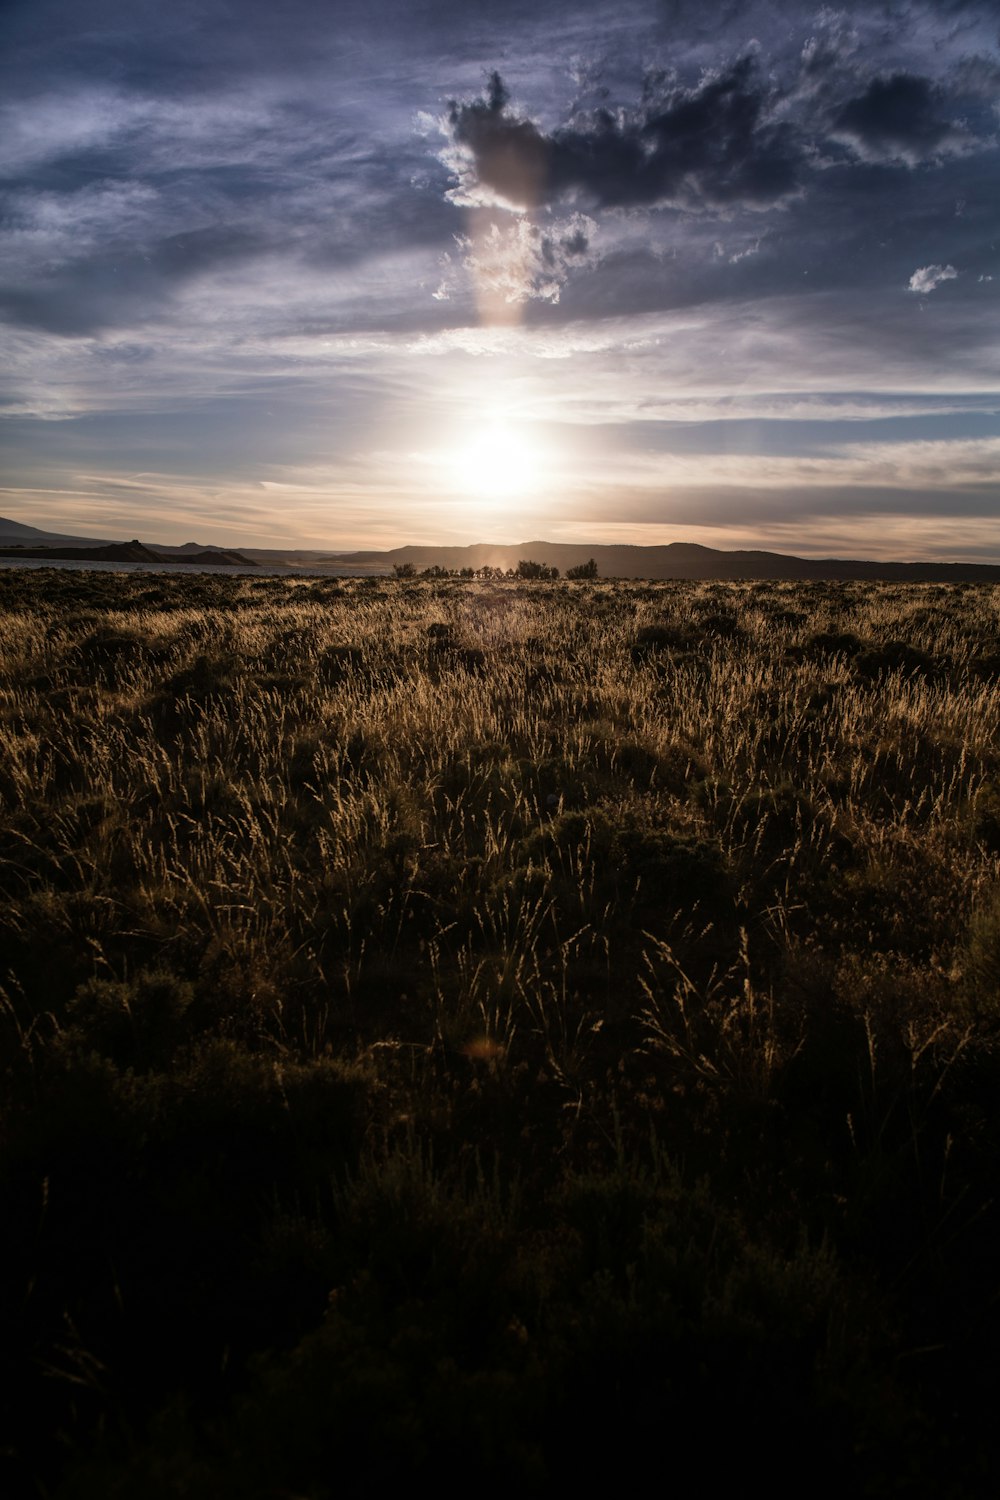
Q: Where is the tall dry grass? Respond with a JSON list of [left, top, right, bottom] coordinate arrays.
[[1, 569, 998, 1494]]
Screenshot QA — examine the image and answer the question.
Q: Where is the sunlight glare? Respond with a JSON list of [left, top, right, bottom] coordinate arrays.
[[447, 418, 547, 500]]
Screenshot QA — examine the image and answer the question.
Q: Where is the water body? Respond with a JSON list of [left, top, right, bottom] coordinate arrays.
[[0, 557, 372, 578]]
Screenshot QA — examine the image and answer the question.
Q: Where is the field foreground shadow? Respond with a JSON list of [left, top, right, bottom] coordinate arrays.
[[1, 569, 999, 1496]]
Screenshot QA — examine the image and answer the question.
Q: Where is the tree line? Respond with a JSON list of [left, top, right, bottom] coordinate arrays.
[[392, 558, 598, 580]]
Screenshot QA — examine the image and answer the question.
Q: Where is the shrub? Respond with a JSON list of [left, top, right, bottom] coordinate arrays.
[[962, 892, 1000, 1019], [64, 970, 195, 1071], [853, 640, 938, 680], [318, 643, 366, 684], [804, 630, 865, 660], [631, 622, 693, 660]]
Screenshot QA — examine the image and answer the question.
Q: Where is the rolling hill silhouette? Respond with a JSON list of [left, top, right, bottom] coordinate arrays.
[[1, 520, 997, 580]]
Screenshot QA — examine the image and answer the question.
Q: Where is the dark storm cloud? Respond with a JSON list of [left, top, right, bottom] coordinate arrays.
[[446, 1, 1000, 219], [447, 59, 804, 211], [496, 119, 996, 363], [834, 73, 963, 160]]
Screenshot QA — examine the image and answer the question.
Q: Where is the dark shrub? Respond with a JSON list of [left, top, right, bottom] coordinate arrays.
[[962, 893, 1000, 1020], [521, 809, 731, 922], [697, 609, 742, 639], [617, 826, 730, 912], [854, 640, 938, 680], [805, 631, 865, 660], [731, 783, 816, 858], [318, 644, 365, 684], [970, 652, 1000, 683], [973, 783, 1000, 854], [426, 621, 456, 645], [162, 652, 236, 698], [65, 970, 195, 1072], [631, 623, 693, 661], [72, 627, 156, 685]]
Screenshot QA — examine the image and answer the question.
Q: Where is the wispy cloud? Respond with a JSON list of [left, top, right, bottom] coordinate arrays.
[[908, 264, 959, 294], [1, 0, 998, 558]]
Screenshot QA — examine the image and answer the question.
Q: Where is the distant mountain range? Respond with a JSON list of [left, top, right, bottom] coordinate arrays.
[[0, 520, 255, 569], [1, 518, 999, 581], [331, 539, 1000, 582]]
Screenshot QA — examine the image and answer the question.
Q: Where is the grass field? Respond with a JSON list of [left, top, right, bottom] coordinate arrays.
[[2, 566, 999, 1495]]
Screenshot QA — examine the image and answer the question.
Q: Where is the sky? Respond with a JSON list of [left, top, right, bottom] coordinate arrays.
[[1, 0, 998, 559]]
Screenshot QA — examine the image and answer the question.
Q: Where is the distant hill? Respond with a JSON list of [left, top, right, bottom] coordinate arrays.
[[0, 517, 119, 548], [0, 524, 256, 569], [329, 539, 1000, 583], [0, 540, 164, 564], [2, 519, 998, 581], [163, 548, 258, 568]]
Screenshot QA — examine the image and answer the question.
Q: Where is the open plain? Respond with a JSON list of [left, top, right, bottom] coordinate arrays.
[[1, 567, 999, 1495]]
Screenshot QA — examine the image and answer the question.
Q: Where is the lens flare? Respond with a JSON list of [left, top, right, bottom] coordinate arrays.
[[447, 418, 546, 499]]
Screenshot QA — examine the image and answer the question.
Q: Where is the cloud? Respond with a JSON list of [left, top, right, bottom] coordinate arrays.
[[443, 60, 805, 212], [3, 0, 999, 564], [908, 264, 958, 294], [454, 212, 596, 308], [833, 73, 970, 163]]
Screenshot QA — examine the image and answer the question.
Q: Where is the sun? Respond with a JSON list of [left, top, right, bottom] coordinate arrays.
[[447, 418, 546, 500]]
